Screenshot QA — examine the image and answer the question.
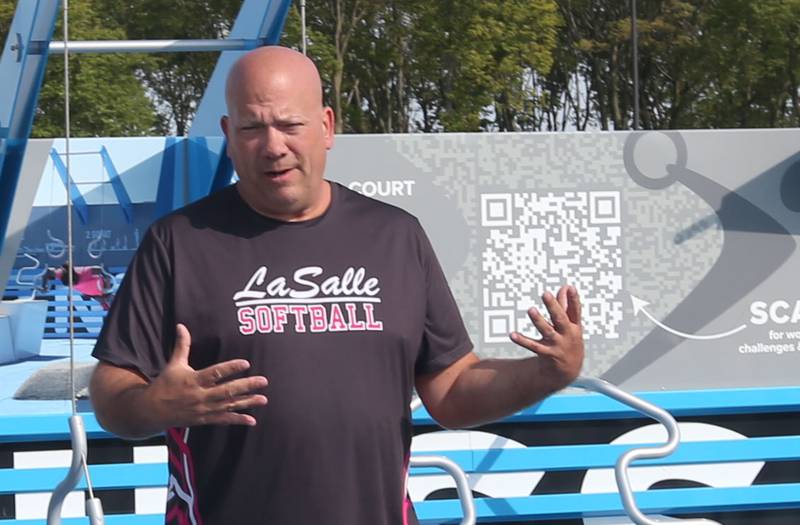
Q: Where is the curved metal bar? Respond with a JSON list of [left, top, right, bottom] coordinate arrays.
[[572, 376, 720, 525], [45, 229, 67, 258], [15, 252, 47, 285], [409, 455, 476, 525], [409, 397, 476, 525], [15, 253, 47, 298], [47, 415, 105, 525], [86, 233, 104, 260], [97, 265, 118, 294]]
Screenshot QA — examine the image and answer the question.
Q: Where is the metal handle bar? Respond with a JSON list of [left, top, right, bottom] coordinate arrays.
[[47, 415, 104, 525], [15, 253, 48, 299], [572, 376, 720, 525], [48, 38, 263, 55], [410, 397, 476, 525], [16, 253, 47, 284], [409, 455, 477, 525]]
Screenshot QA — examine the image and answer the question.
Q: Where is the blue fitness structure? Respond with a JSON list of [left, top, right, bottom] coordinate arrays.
[[1, 2, 798, 525], [0, 0, 291, 297], [0, 1, 293, 523]]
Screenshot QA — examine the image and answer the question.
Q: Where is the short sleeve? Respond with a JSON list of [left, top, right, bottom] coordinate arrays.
[[92, 226, 174, 380], [413, 222, 473, 376]]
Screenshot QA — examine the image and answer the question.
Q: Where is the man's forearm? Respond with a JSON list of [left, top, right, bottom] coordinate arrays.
[[91, 343, 270, 438], [429, 356, 570, 429], [90, 364, 167, 439], [425, 287, 584, 429]]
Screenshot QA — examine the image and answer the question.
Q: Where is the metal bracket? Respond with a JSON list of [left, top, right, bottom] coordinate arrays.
[[10, 32, 23, 62]]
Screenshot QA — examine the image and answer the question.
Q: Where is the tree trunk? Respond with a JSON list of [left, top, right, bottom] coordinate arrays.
[[610, 45, 625, 130]]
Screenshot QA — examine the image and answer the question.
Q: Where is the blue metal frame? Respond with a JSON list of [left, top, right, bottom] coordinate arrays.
[[1, 0, 293, 279], [49, 148, 89, 224], [154, 136, 180, 219], [1, 386, 798, 523], [413, 484, 800, 522], [0, 0, 61, 266], [413, 385, 800, 425], [2, 386, 798, 442], [99, 145, 133, 223], [185, 0, 293, 204]]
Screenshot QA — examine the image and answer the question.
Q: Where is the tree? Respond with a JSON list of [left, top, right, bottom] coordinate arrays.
[[691, 0, 800, 128], [553, 0, 800, 131], [0, 1, 13, 42], [97, 0, 241, 135], [0, 0, 158, 137], [9, 0, 800, 135]]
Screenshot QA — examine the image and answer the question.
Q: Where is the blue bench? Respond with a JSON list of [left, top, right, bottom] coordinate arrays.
[[1, 386, 799, 523], [4, 282, 116, 339]]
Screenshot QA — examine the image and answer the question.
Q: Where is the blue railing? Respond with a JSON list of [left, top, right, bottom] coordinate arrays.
[[1, 386, 798, 523]]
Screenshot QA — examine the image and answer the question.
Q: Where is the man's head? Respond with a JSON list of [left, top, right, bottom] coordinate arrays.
[[221, 46, 335, 221]]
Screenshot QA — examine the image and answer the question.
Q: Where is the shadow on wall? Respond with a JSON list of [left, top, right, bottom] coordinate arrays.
[[603, 131, 799, 384]]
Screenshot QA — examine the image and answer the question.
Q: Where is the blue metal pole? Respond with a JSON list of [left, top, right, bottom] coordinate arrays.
[[186, 0, 293, 204], [0, 0, 62, 295]]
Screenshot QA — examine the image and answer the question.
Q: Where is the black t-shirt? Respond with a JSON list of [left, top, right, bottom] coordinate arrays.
[[93, 182, 473, 524]]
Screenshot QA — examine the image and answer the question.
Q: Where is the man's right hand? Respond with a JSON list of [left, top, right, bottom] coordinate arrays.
[[90, 323, 268, 439], [147, 323, 269, 428]]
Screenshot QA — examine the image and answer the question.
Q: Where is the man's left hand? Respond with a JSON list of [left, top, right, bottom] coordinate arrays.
[[509, 285, 584, 390]]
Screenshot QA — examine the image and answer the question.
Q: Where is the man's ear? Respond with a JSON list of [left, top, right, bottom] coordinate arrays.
[[220, 116, 232, 158], [322, 107, 335, 150], [220, 115, 230, 137]]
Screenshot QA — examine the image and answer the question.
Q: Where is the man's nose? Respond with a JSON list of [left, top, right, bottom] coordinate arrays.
[[262, 127, 289, 159]]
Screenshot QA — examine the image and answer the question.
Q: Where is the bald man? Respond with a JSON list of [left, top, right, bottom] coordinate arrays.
[[90, 46, 584, 524]]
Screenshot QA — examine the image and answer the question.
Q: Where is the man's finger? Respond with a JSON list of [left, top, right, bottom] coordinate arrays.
[[196, 359, 253, 387], [541, 292, 570, 331], [211, 393, 268, 414], [528, 307, 557, 340], [557, 286, 568, 310], [510, 331, 557, 357], [170, 324, 192, 365], [566, 286, 582, 324], [204, 411, 259, 427], [206, 376, 269, 402]]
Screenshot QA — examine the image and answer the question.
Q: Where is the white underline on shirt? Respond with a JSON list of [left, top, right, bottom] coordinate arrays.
[[235, 297, 382, 307]]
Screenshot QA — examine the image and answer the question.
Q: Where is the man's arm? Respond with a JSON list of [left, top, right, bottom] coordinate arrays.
[[90, 324, 268, 439], [416, 286, 583, 429]]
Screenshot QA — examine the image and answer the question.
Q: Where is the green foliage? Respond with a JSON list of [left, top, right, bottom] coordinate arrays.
[[281, 0, 562, 133], [1, 0, 158, 137], [96, 0, 241, 135], [692, 0, 800, 128], [5, 0, 800, 134], [554, 0, 800, 130], [0, 1, 14, 41]]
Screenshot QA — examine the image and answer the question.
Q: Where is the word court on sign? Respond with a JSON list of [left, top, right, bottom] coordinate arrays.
[[348, 180, 415, 197]]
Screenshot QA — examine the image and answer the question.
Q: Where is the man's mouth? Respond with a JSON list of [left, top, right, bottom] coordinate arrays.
[[265, 168, 294, 178]]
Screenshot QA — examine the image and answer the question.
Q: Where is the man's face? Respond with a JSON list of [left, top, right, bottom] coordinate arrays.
[[222, 69, 334, 220]]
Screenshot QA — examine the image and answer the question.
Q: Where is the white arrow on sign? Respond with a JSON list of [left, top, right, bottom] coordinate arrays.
[[630, 295, 747, 341]]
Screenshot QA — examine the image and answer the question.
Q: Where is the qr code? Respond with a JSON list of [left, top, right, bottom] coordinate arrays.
[[481, 191, 623, 343]]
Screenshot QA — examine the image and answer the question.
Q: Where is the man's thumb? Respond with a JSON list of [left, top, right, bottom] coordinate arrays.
[[171, 323, 192, 364]]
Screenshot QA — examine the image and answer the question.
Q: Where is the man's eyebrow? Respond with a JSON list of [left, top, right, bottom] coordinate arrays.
[[275, 114, 308, 123], [238, 119, 265, 127]]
